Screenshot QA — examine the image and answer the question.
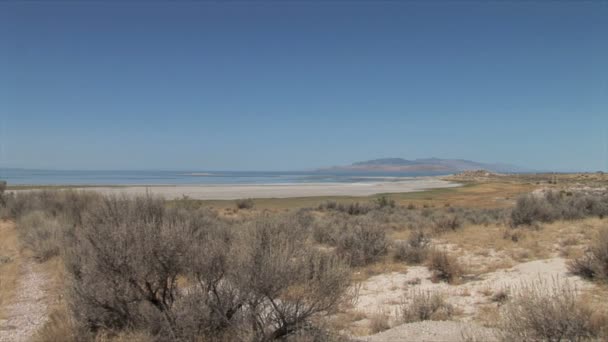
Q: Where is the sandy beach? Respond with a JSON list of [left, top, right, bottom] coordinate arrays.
[[22, 177, 460, 200]]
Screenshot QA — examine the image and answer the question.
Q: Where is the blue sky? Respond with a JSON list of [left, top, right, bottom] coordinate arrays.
[[1, 1, 607, 171]]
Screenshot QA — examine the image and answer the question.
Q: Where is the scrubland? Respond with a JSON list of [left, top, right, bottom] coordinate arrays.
[[1, 175, 608, 341]]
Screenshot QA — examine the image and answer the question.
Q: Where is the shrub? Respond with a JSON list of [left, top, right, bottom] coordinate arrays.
[[374, 196, 395, 209], [393, 230, 430, 264], [343, 202, 372, 215], [63, 196, 350, 341], [400, 290, 454, 323], [368, 310, 391, 333], [511, 191, 608, 227], [511, 194, 558, 226], [229, 215, 352, 340], [432, 214, 461, 233], [427, 249, 463, 284], [335, 218, 388, 266], [65, 195, 196, 339], [317, 201, 372, 215], [3, 190, 100, 225], [499, 279, 601, 341], [317, 200, 337, 210], [17, 211, 63, 261], [235, 198, 254, 209], [568, 227, 608, 281], [0, 180, 6, 207]]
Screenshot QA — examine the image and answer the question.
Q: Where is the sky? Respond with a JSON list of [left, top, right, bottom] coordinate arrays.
[[1, 1, 607, 172]]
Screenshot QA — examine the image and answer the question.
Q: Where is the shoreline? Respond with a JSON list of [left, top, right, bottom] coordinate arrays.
[[8, 177, 461, 200]]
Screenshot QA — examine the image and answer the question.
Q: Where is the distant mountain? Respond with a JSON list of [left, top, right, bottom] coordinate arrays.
[[319, 158, 527, 174]]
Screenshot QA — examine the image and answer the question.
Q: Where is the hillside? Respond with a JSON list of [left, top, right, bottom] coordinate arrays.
[[320, 158, 526, 173]]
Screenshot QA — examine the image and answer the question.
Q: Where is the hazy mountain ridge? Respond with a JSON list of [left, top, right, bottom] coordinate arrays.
[[322, 158, 527, 173]]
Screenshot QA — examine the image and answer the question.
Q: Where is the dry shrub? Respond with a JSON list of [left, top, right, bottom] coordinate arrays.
[[334, 217, 388, 266], [65, 195, 196, 339], [432, 214, 461, 233], [93, 330, 156, 342], [17, 210, 63, 261], [368, 310, 391, 333], [511, 194, 558, 226], [33, 306, 78, 342], [4, 190, 100, 224], [317, 201, 372, 215], [374, 196, 395, 209], [427, 249, 463, 284], [393, 230, 430, 264], [63, 196, 351, 341], [511, 191, 608, 227], [400, 290, 454, 323], [490, 288, 510, 305], [0, 180, 6, 208], [499, 279, 601, 341], [568, 227, 608, 281], [226, 215, 352, 340], [235, 198, 254, 209]]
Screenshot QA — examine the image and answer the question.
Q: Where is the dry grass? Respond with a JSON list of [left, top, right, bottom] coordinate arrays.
[[0, 220, 20, 321], [351, 259, 407, 282], [400, 290, 454, 323], [392, 230, 430, 264], [499, 278, 604, 341], [438, 219, 603, 272], [569, 226, 608, 281], [427, 249, 464, 284], [368, 310, 391, 333]]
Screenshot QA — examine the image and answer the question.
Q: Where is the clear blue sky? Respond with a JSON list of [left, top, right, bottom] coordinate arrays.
[[1, 1, 607, 171]]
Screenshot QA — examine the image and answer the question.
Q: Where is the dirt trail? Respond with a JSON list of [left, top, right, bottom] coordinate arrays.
[[0, 237, 50, 342]]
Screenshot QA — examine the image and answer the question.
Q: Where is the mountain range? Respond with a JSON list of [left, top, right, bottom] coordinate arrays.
[[319, 158, 528, 174]]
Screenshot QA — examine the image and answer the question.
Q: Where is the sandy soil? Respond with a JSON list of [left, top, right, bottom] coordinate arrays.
[[351, 257, 590, 341], [0, 262, 49, 342], [17, 178, 460, 200], [361, 320, 498, 342]]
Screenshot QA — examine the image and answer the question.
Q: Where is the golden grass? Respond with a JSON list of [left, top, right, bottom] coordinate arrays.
[[0, 220, 20, 321], [351, 257, 407, 282], [435, 218, 605, 275]]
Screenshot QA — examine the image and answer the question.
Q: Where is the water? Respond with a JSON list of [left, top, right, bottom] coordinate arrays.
[[0, 168, 451, 186]]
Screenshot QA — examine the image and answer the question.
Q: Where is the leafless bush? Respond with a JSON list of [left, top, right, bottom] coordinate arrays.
[[63, 196, 350, 341], [393, 230, 430, 264], [334, 217, 388, 266], [235, 198, 254, 209], [311, 216, 339, 245], [230, 214, 352, 340], [17, 210, 63, 261], [432, 214, 462, 233], [568, 227, 608, 281], [427, 249, 463, 284], [499, 279, 600, 341], [400, 290, 454, 323], [3, 190, 100, 226], [65, 195, 199, 339]]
